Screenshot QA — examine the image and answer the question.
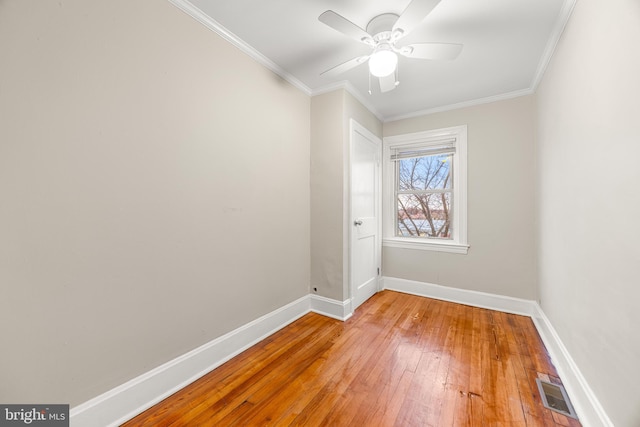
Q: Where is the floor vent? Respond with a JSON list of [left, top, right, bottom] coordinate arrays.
[[536, 378, 578, 419]]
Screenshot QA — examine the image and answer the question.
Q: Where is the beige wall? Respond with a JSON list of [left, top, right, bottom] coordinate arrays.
[[535, 0, 640, 425], [0, 0, 310, 407], [344, 92, 383, 141], [310, 91, 344, 300], [4, 2, 634, 425], [383, 96, 537, 299], [310, 89, 382, 301]]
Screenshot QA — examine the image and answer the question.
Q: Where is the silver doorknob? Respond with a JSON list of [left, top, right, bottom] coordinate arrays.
[[354, 220, 363, 226]]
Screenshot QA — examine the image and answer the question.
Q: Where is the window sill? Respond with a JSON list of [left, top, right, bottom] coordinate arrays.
[[383, 238, 469, 254]]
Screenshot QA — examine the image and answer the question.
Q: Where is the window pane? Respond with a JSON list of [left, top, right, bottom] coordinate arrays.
[[398, 154, 452, 191], [396, 192, 452, 239]]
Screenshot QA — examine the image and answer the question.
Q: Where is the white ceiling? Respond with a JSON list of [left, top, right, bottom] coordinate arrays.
[[173, 0, 574, 121]]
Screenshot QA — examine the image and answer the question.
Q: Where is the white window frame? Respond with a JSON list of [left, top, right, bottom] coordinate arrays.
[[382, 125, 468, 254]]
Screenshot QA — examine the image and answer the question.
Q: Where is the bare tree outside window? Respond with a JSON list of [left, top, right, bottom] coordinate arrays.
[[396, 153, 453, 239], [384, 126, 467, 252]]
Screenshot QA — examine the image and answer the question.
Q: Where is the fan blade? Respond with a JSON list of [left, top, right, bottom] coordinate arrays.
[[319, 10, 374, 45], [399, 43, 463, 60], [320, 55, 369, 78], [393, 0, 442, 39], [379, 73, 397, 93]]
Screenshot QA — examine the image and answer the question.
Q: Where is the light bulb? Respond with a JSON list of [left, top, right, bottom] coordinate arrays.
[[368, 49, 398, 77]]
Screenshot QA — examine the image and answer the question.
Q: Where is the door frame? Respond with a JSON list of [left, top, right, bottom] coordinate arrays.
[[347, 119, 382, 313]]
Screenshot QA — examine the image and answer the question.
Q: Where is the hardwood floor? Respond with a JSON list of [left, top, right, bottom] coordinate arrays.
[[122, 291, 581, 426]]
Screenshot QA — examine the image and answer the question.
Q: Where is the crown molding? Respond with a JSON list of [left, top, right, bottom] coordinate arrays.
[[169, 0, 576, 124], [168, 0, 312, 96], [384, 87, 534, 123], [530, 0, 577, 91]]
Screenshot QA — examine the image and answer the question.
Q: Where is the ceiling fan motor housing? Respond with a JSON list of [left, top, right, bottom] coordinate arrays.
[[366, 13, 400, 42]]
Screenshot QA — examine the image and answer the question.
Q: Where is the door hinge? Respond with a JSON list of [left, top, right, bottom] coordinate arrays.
[[377, 267, 380, 276]]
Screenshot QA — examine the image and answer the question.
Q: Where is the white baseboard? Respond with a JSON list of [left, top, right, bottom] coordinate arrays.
[[70, 294, 313, 427], [70, 292, 351, 427], [310, 294, 352, 321], [381, 276, 612, 427], [382, 276, 536, 316], [530, 305, 615, 427], [69, 279, 612, 427]]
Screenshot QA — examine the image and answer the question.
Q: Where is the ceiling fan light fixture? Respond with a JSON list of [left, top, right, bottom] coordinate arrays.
[[369, 47, 398, 77]]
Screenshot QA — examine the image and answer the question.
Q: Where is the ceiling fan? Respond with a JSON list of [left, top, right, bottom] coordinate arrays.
[[318, 0, 462, 93]]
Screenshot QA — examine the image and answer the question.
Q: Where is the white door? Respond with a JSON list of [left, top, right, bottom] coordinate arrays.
[[350, 120, 381, 311]]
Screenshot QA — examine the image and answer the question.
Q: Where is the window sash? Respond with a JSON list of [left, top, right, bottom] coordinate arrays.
[[382, 125, 468, 253], [397, 188, 453, 195], [391, 149, 455, 240]]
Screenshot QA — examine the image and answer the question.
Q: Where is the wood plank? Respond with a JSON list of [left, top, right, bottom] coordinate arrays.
[[123, 291, 581, 427]]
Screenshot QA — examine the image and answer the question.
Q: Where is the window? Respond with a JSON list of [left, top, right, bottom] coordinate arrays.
[[383, 125, 468, 254]]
